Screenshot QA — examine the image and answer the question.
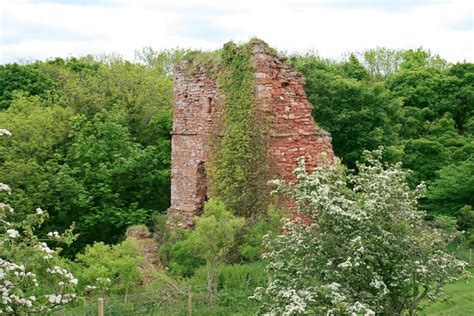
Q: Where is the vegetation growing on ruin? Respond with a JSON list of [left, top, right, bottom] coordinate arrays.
[[181, 49, 222, 77], [208, 41, 269, 219]]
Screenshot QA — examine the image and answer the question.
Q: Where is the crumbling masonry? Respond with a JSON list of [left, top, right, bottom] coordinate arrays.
[[168, 40, 334, 227]]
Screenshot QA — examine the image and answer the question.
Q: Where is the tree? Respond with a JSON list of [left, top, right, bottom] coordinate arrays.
[[50, 111, 170, 253], [292, 55, 401, 168], [253, 149, 469, 315], [424, 160, 474, 230], [48, 55, 173, 146], [0, 94, 72, 217], [0, 57, 173, 254], [361, 47, 403, 80], [0, 63, 57, 110], [340, 54, 370, 81], [135, 47, 190, 77], [1, 130, 78, 314]]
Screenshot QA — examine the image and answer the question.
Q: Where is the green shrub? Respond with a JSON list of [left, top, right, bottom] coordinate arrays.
[[238, 205, 284, 261], [74, 239, 143, 295]]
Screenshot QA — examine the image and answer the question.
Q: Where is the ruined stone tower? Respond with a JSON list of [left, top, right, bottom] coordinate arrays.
[[168, 40, 334, 227]]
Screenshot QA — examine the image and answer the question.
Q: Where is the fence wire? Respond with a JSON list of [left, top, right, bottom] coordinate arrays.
[[52, 250, 473, 316], [53, 275, 267, 316]]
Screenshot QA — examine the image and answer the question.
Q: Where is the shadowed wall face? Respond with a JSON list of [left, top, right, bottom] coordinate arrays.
[[168, 42, 334, 227]]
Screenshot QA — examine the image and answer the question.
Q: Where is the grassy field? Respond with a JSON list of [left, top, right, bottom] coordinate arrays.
[[420, 267, 474, 316]]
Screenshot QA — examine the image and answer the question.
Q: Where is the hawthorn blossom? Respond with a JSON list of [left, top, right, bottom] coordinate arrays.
[[6, 229, 19, 238], [0, 203, 14, 213], [0, 129, 12, 137], [253, 149, 469, 315], [0, 183, 11, 195], [47, 231, 60, 239], [1, 176, 78, 313]]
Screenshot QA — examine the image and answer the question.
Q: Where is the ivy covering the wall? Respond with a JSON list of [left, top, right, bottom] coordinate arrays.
[[208, 41, 268, 219]]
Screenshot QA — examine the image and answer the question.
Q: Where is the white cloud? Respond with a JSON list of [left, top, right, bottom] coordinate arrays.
[[1, 0, 472, 63]]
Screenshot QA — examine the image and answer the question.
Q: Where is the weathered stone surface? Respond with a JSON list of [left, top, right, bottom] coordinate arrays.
[[168, 41, 334, 227]]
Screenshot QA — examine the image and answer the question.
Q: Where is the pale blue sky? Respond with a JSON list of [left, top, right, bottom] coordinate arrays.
[[1, 0, 472, 64]]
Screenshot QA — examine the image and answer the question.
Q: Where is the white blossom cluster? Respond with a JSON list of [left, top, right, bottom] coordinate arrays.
[[253, 149, 470, 315], [47, 231, 61, 239], [46, 266, 78, 285], [38, 242, 55, 259], [0, 129, 12, 137], [0, 203, 14, 213], [0, 183, 12, 195], [6, 229, 19, 238], [0, 259, 38, 313], [45, 293, 76, 305], [0, 257, 78, 313]]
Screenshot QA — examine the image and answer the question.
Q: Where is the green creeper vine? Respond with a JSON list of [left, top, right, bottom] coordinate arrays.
[[208, 41, 268, 219]]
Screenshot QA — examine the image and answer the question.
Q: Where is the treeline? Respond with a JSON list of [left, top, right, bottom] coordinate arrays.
[[292, 49, 473, 238], [0, 46, 472, 255], [0, 51, 180, 253]]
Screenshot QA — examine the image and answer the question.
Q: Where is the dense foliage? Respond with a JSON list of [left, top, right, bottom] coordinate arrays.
[[0, 42, 472, 314], [170, 199, 244, 301], [253, 150, 469, 315], [0, 53, 175, 252], [1, 130, 78, 314], [209, 40, 268, 218], [292, 54, 402, 168], [292, 49, 473, 239]]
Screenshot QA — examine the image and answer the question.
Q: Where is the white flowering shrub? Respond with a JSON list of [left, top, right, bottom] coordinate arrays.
[[252, 149, 470, 315], [1, 129, 78, 314]]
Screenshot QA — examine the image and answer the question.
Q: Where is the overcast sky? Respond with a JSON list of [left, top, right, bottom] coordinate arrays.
[[1, 0, 473, 64]]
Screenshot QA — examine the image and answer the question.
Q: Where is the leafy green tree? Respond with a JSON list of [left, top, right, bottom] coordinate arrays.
[[51, 111, 170, 252], [424, 160, 474, 230], [0, 54, 174, 254], [361, 47, 403, 80], [292, 55, 401, 168], [253, 150, 469, 315], [135, 47, 190, 77], [446, 63, 474, 133], [401, 138, 450, 186], [340, 54, 370, 81], [0, 63, 57, 110], [386, 51, 470, 139], [400, 48, 448, 72], [383, 52, 473, 231], [45, 56, 101, 74], [0, 94, 72, 217], [49, 55, 173, 146]]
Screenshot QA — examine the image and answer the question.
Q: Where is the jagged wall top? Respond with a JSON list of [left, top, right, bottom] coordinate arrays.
[[168, 39, 334, 227]]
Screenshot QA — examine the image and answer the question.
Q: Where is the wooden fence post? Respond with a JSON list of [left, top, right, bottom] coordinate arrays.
[[98, 297, 104, 316], [187, 287, 193, 316]]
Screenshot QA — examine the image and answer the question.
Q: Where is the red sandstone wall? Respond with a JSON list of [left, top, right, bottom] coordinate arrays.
[[168, 42, 334, 227], [252, 42, 334, 182], [168, 62, 223, 227]]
